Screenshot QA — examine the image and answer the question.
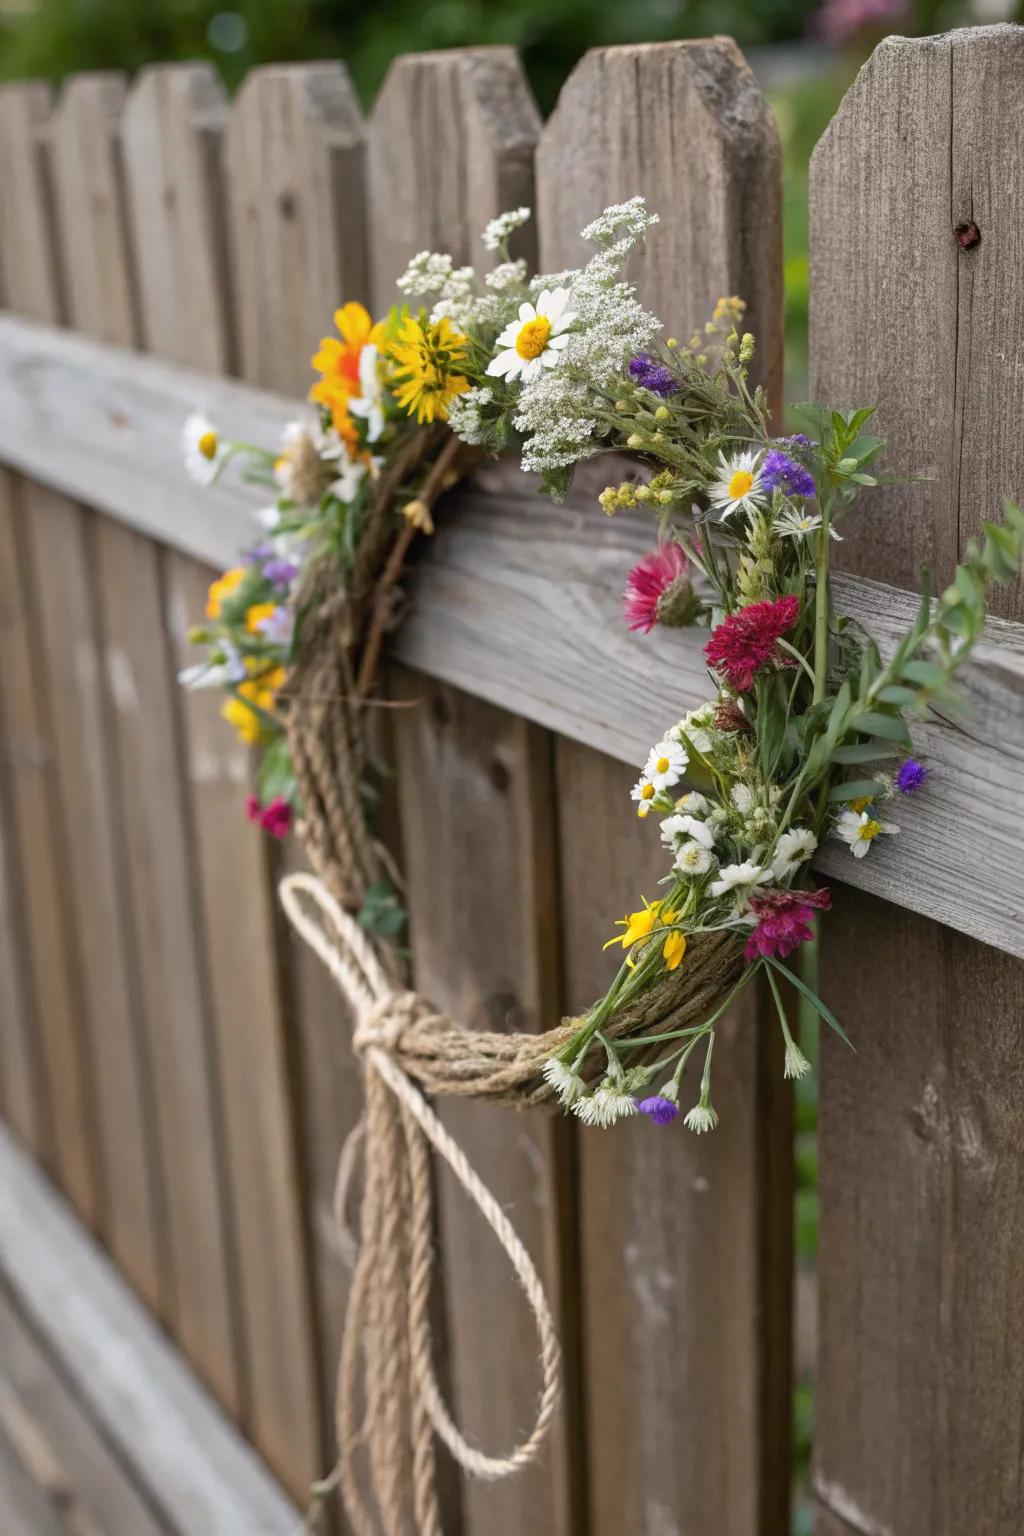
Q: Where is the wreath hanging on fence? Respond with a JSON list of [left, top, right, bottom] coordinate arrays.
[[181, 199, 1024, 1533]]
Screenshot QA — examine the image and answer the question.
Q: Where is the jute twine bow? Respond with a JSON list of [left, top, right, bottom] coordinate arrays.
[[279, 872, 563, 1536]]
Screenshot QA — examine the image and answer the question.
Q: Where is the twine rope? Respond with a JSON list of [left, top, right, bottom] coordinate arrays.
[[279, 872, 563, 1531]]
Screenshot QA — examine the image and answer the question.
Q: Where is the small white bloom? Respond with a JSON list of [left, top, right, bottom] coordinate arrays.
[[783, 1038, 813, 1080], [257, 504, 282, 530], [182, 413, 223, 484], [487, 288, 576, 385], [709, 860, 771, 900], [772, 827, 818, 880], [178, 642, 246, 690], [675, 841, 713, 876], [834, 809, 899, 859], [542, 1057, 585, 1107], [348, 342, 386, 443], [630, 777, 657, 818], [683, 1100, 719, 1135], [675, 707, 714, 755], [675, 790, 711, 817], [730, 783, 754, 814], [661, 813, 716, 850], [644, 737, 688, 792], [573, 1082, 638, 1128], [485, 259, 527, 291], [482, 206, 531, 252], [708, 449, 766, 520], [330, 455, 368, 504], [774, 505, 843, 541]]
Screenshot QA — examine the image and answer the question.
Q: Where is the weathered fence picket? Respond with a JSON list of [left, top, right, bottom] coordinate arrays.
[[0, 24, 1022, 1535], [811, 27, 1024, 1536]]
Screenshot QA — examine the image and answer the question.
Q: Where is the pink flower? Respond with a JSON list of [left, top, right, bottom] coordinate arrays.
[[245, 793, 293, 839], [744, 886, 832, 963], [623, 543, 689, 633], [704, 594, 801, 691]]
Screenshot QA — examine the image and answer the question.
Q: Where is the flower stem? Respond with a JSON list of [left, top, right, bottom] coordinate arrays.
[[812, 495, 832, 705]]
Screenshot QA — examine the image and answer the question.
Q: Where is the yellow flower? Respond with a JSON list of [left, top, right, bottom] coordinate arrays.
[[663, 929, 686, 971], [310, 301, 385, 438], [206, 566, 246, 619], [221, 665, 285, 744], [245, 601, 276, 635], [604, 897, 664, 952], [387, 313, 470, 424], [848, 795, 873, 814]]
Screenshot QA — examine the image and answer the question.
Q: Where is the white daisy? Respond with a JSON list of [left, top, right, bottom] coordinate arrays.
[[675, 841, 714, 877], [182, 413, 223, 484], [709, 860, 771, 900], [774, 505, 843, 541], [772, 827, 817, 879], [707, 449, 766, 519], [348, 342, 386, 443], [660, 813, 716, 850], [487, 288, 576, 385], [834, 809, 899, 859], [644, 737, 688, 792], [630, 777, 657, 818]]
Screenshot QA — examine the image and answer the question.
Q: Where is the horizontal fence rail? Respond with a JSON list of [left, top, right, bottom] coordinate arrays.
[[0, 310, 1021, 955]]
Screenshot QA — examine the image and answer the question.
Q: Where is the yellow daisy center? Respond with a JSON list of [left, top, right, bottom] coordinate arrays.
[[515, 316, 552, 359], [728, 468, 754, 499], [198, 430, 218, 460], [859, 818, 883, 841], [655, 755, 670, 774], [640, 783, 655, 800]]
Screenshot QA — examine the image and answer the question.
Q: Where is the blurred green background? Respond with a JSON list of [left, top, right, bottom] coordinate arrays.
[[0, 0, 1015, 1530]]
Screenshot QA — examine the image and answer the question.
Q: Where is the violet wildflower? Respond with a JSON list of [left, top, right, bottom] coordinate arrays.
[[761, 450, 816, 500], [628, 355, 678, 398], [895, 758, 928, 795], [243, 541, 273, 565], [263, 558, 299, 588], [637, 1095, 679, 1125]]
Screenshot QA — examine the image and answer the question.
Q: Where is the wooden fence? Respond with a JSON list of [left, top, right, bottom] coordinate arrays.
[[0, 25, 1022, 1536]]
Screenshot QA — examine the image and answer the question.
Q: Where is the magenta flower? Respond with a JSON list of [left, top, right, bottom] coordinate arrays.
[[623, 543, 689, 634], [245, 794, 293, 839], [744, 886, 832, 963], [637, 1095, 679, 1125], [704, 594, 801, 691]]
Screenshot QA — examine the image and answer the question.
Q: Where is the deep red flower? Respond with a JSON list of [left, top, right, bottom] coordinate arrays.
[[704, 594, 801, 691], [744, 886, 832, 963], [245, 793, 293, 839], [623, 543, 689, 633]]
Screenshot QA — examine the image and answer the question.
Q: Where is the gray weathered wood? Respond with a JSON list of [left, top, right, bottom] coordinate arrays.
[[0, 1121, 301, 1535], [47, 69, 244, 1412], [370, 48, 577, 1535], [0, 310, 1021, 952], [811, 26, 1024, 1536], [539, 42, 791, 1536], [0, 749, 38, 1154], [121, 62, 324, 1494]]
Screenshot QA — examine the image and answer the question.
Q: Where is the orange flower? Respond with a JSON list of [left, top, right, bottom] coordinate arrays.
[[310, 301, 385, 437]]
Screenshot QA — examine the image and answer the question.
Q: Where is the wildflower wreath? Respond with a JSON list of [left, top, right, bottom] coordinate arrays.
[[182, 200, 1024, 1531]]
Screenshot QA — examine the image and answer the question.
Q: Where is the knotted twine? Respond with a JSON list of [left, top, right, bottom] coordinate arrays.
[[278, 432, 745, 1532]]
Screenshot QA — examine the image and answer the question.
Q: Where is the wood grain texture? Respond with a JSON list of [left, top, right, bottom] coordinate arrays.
[[226, 62, 368, 396], [538, 42, 791, 1536], [48, 69, 244, 1414], [0, 1121, 301, 1535], [370, 48, 578, 1536], [0, 740, 38, 1154], [121, 62, 323, 1493], [811, 26, 1024, 1536], [0, 313, 1022, 948]]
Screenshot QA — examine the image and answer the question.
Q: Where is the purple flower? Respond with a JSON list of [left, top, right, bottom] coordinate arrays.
[[637, 1095, 679, 1125], [761, 450, 816, 499], [895, 758, 928, 794], [263, 557, 299, 588], [775, 433, 814, 447], [628, 355, 678, 398], [243, 541, 273, 565], [254, 604, 294, 645]]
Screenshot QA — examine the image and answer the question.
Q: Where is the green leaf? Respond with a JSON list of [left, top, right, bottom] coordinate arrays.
[[828, 778, 886, 802], [875, 683, 919, 708], [832, 743, 898, 764], [899, 658, 946, 689], [766, 957, 855, 1050], [856, 710, 912, 743]]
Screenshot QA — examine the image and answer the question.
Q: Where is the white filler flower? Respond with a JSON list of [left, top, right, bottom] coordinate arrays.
[[487, 288, 575, 384], [772, 827, 817, 879], [709, 860, 771, 900], [835, 809, 899, 858], [675, 842, 714, 876]]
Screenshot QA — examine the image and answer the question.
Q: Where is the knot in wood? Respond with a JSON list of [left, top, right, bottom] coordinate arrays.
[[954, 219, 981, 250]]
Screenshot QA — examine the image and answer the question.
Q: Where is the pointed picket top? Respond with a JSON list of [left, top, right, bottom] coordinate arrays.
[[225, 63, 367, 396], [538, 39, 782, 410], [121, 64, 234, 374], [368, 46, 541, 309]]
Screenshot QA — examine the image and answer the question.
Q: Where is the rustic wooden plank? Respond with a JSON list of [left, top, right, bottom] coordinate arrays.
[[222, 60, 377, 1496], [538, 41, 791, 1536], [0, 1288, 169, 1536], [0, 1121, 302, 1535], [0, 743, 38, 1154], [0, 78, 167, 1312], [120, 62, 325, 1495], [0, 473, 98, 1221], [369, 47, 581, 1536], [47, 69, 244, 1412], [0, 315, 1021, 952], [226, 62, 368, 396], [810, 26, 1024, 1536]]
